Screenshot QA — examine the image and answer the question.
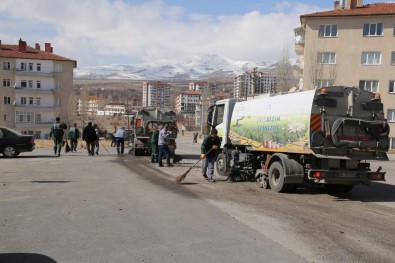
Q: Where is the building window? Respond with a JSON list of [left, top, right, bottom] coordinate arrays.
[[388, 109, 395, 122], [3, 114, 11, 122], [55, 81, 62, 90], [36, 63, 41, 72], [55, 98, 62, 107], [3, 79, 11, 87], [361, 52, 381, 65], [55, 64, 63, 73], [28, 63, 33, 71], [318, 80, 333, 88], [319, 52, 336, 64], [393, 24, 395, 36], [3, 62, 11, 70], [36, 81, 41, 89], [21, 80, 27, 88], [363, 23, 383, 36], [390, 138, 395, 150], [3, 96, 11, 104], [391, 52, 395, 65], [34, 131, 41, 139], [15, 111, 34, 124], [389, 81, 395, 93], [36, 97, 41, 105], [359, 80, 379, 92], [28, 80, 33, 88], [29, 97, 34, 105], [20, 62, 26, 71], [319, 24, 337, 37], [36, 114, 41, 123], [20, 97, 27, 105]]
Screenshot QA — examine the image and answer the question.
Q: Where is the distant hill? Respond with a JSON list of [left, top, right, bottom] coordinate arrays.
[[73, 54, 277, 80]]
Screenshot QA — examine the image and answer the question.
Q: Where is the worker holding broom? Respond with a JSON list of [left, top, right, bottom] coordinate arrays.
[[200, 129, 221, 182]]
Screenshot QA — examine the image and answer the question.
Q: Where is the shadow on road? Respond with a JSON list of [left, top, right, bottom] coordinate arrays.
[[31, 181, 73, 184], [292, 182, 395, 202], [0, 253, 57, 263], [0, 155, 59, 159]]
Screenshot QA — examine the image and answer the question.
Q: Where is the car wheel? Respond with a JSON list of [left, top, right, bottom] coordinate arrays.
[[2, 145, 18, 158]]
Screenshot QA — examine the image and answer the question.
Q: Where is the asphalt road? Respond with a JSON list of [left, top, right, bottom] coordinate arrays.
[[0, 133, 394, 263]]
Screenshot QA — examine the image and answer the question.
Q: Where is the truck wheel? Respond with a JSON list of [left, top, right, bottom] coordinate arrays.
[[268, 161, 288, 192], [216, 153, 228, 176]]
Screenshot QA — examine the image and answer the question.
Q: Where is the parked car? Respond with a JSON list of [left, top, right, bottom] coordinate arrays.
[[0, 126, 35, 157]]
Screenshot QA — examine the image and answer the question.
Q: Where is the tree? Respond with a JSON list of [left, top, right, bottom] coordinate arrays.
[[275, 46, 295, 92]]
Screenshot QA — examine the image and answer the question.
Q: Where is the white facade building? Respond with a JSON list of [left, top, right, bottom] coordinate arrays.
[[0, 39, 76, 138]]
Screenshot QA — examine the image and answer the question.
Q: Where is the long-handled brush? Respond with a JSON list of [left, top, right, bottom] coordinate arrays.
[[175, 149, 213, 184], [99, 139, 110, 153]]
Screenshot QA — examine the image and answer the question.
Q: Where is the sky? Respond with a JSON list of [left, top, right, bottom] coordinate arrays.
[[0, 0, 384, 67]]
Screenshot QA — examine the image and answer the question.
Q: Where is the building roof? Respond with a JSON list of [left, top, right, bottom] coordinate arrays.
[[183, 90, 202, 95], [0, 41, 77, 67], [301, 3, 395, 20]]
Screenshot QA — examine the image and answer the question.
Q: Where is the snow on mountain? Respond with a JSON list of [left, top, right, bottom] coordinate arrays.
[[74, 54, 276, 80]]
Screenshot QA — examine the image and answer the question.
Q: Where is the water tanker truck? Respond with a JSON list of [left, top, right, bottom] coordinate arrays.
[[208, 86, 389, 193]]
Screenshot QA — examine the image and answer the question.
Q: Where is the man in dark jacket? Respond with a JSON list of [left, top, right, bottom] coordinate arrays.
[[49, 117, 65, 156], [151, 126, 160, 163], [200, 129, 221, 182], [82, 122, 98, 156]]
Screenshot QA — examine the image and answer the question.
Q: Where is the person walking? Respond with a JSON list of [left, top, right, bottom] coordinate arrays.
[[82, 121, 98, 156], [93, 124, 100, 155], [158, 125, 173, 167], [114, 127, 126, 155], [68, 123, 80, 152], [49, 117, 65, 156], [150, 126, 160, 163], [200, 129, 221, 182]]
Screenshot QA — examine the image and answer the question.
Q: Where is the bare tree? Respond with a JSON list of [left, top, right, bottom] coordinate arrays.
[[308, 46, 338, 89], [275, 46, 295, 92]]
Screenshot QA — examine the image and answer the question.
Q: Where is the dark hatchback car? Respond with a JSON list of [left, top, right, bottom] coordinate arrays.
[[0, 126, 35, 157]]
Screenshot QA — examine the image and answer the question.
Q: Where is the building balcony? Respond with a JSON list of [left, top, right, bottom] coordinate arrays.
[[14, 104, 54, 111], [14, 87, 54, 94], [295, 42, 304, 56], [14, 68, 54, 78], [14, 121, 54, 129]]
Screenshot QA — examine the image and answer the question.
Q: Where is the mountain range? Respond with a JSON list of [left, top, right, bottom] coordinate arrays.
[[73, 54, 278, 80]]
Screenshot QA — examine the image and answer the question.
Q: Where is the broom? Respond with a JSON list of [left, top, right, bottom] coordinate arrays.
[[175, 148, 213, 184]]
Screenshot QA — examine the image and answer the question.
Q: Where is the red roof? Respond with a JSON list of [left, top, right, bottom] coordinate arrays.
[[0, 43, 76, 67], [184, 90, 202, 95], [301, 3, 395, 19]]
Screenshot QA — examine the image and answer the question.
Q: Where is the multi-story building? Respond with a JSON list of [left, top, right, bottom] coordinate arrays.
[[294, 0, 395, 151], [175, 90, 202, 114], [234, 71, 276, 99], [142, 81, 171, 108], [78, 96, 98, 116], [0, 39, 76, 138], [97, 103, 126, 116]]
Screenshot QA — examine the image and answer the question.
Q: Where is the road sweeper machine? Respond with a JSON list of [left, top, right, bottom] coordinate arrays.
[[130, 107, 178, 156], [208, 86, 390, 193]]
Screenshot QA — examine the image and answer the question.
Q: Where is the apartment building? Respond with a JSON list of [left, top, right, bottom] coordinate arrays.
[[294, 0, 395, 151], [234, 71, 276, 99], [0, 39, 76, 138], [142, 81, 171, 108], [175, 90, 202, 114], [97, 103, 126, 116]]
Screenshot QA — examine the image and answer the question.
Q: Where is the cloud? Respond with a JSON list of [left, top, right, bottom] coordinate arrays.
[[0, 0, 321, 67]]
